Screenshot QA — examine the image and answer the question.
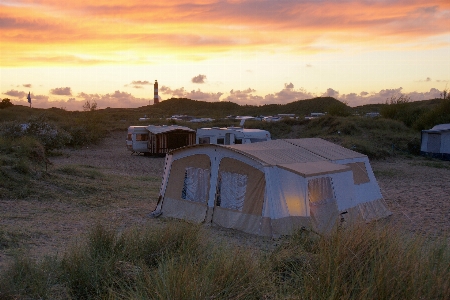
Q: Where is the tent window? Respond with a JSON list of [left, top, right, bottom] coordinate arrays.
[[308, 177, 334, 204], [181, 167, 210, 203], [308, 177, 338, 233], [216, 171, 248, 211], [346, 162, 370, 185]]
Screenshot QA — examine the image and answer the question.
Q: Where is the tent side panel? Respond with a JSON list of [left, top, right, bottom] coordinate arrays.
[[427, 133, 441, 154], [441, 132, 450, 154], [217, 157, 265, 216], [421, 132, 428, 152], [212, 157, 266, 234], [162, 154, 211, 221], [334, 158, 383, 205], [164, 154, 211, 200], [161, 197, 208, 223], [347, 198, 392, 222], [274, 168, 308, 217], [308, 177, 339, 233], [213, 207, 267, 235], [329, 171, 355, 211]]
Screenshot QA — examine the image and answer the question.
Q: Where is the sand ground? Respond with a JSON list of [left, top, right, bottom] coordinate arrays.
[[1, 131, 450, 270]]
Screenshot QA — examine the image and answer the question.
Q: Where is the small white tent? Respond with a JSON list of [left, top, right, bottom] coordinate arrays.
[[421, 124, 450, 160], [153, 138, 391, 236]]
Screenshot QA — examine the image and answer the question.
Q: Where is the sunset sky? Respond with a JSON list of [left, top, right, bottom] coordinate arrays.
[[1, 0, 450, 110]]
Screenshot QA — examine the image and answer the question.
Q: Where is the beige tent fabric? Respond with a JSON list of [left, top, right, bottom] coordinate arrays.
[[308, 177, 339, 233], [216, 157, 265, 216], [213, 207, 263, 235], [342, 198, 392, 225], [346, 162, 370, 185], [227, 140, 326, 165], [285, 138, 366, 160], [212, 157, 266, 234], [356, 198, 392, 221], [164, 154, 211, 200], [162, 154, 211, 222], [161, 197, 208, 223], [278, 161, 350, 178]]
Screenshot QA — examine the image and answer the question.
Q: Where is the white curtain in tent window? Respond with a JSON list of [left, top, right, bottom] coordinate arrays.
[[218, 171, 248, 211], [181, 167, 210, 203], [308, 177, 339, 233]]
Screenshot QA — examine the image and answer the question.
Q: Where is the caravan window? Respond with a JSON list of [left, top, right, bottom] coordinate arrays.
[[127, 133, 132, 141], [216, 171, 248, 211], [199, 137, 210, 144], [217, 138, 224, 145], [181, 167, 210, 203], [136, 134, 148, 141], [249, 138, 266, 143]]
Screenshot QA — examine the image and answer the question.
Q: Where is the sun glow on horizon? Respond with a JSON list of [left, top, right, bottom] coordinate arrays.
[[1, 0, 449, 110]]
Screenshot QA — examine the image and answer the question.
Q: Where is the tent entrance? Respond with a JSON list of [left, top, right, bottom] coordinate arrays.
[[211, 157, 266, 234], [308, 177, 339, 233]]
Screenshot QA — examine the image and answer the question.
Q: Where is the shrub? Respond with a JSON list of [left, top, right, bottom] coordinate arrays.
[[0, 98, 13, 109], [0, 115, 71, 152]]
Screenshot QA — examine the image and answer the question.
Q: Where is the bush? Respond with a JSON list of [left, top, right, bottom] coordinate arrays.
[[0, 98, 13, 109], [413, 99, 450, 130], [0, 115, 71, 152]]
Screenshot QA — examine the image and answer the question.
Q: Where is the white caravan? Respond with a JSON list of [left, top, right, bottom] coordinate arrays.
[[126, 126, 149, 154], [196, 127, 271, 145]]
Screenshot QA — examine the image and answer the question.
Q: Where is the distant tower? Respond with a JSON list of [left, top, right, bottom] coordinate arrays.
[[154, 80, 159, 104]]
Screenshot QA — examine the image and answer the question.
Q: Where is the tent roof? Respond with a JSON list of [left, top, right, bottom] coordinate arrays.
[[169, 138, 367, 167], [278, 161, 350, 177], [226, 140, 327, 165], [422, 123, 450, 133], [146, 125, 195, 134], [285, 138, 366, 160]]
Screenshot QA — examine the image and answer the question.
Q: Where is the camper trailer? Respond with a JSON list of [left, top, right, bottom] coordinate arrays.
[[196, 127, 271, 145], [126, 126, 149, 154], [127, 125, 196, 155]]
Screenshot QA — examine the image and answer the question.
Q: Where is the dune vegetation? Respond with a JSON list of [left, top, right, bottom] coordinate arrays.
[[1, 96, 450, 299]]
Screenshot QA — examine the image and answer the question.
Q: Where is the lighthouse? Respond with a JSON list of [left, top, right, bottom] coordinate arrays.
[[154, 80, 159, 104]]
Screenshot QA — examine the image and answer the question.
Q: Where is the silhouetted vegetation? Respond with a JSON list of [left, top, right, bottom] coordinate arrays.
[[0, 99, 13, 109]]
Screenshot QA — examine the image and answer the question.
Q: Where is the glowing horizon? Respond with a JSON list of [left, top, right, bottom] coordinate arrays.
[[1, 0, 450, 110]]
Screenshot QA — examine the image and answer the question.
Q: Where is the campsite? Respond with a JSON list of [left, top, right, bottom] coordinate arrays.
[[1, 97, 450, 298]]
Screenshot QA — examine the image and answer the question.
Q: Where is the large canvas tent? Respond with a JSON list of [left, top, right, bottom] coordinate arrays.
[[421, 124, 450, 160], [154, 138, 391, 236]]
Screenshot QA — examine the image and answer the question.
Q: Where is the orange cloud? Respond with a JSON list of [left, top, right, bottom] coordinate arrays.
[[1, 0, 449, 66]]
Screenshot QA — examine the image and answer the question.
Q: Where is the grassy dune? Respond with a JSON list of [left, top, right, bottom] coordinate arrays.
[[1, 223, 449, 299]]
